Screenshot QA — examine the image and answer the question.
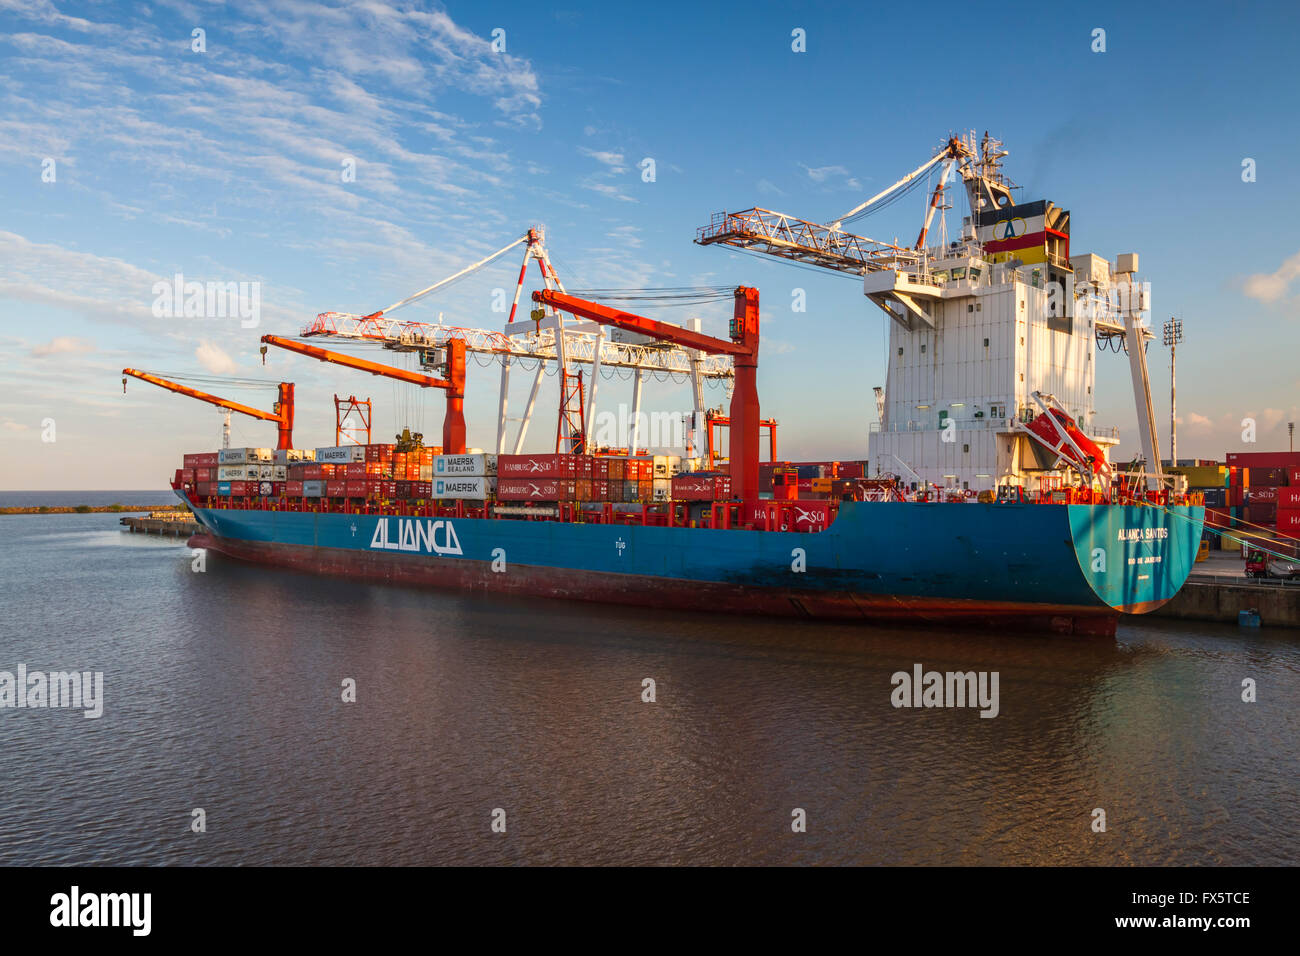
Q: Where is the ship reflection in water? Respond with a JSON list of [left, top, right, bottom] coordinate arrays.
[[2, 515, 1296, 866]]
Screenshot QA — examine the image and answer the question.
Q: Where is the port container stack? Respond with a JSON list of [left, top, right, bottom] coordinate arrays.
[[1222, 452, 1300, 549]]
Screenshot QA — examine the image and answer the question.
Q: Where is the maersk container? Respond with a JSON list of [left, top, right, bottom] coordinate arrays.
[[434, 453, 497, 477], [433, 476, 496, 499], [217, 465, 259, 481], [315, 445, 366, 464], [273, 448, 315, 464]]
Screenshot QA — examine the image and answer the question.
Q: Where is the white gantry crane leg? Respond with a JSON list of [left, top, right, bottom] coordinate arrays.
[[496, 354, 512, 454], [1122, 275, 1163, 490], [629, 368, 644, 455], [585, 325, 604, 441], [689, 318, 706, 460], [513, 363, 545, 455]]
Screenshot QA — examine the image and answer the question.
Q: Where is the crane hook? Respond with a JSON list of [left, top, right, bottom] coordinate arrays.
[[122, 376, 127, 394], [260, 344, 267, 366]]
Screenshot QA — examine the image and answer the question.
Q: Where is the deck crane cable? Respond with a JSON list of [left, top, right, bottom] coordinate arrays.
[[143, 372, 281, 391], [838, 164, 935, 227]]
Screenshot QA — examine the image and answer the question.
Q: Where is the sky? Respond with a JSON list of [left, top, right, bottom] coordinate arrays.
[[1, 0, 1298, 489]]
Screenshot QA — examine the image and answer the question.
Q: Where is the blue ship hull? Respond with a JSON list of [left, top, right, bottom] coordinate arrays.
[[184, 497, 1203, 636]]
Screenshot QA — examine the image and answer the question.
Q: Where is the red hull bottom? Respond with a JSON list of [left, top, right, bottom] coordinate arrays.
[[190, 533, 1119, 637]]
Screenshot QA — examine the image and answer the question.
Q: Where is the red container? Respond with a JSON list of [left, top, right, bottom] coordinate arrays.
[[593, 458, 609, 480], [1289, 467, 1300, 486], [497, 478, 577, 500], [196, 482, 213, 497], [303, 465, 322, 480], [286, 480, 304, 496], [1279, 487, 1300, 509], [592, 479, 610, 500], [345, 480, 367, 497], [381, 481, 398, 498], [1228, 452, 1300, 467], [184, 452, 220, 468], [326, 480, 346, 497], [1245, 503, 1277, 525], [394, 481, 411, 500], [1247, 486, 1278, 504], [1277, 509, 1300, 535], [671, 473, 732, 501], [229, 481, 249, 497], [498, 453, 580, 479], [1248, 467, 1288, 487], [413, 481, 432, 498], [837, 462, 865, 479], [364, 443, 394, 463]]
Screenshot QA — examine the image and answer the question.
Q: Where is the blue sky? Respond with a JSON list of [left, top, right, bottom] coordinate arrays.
[[1, 0, 1297, 488]]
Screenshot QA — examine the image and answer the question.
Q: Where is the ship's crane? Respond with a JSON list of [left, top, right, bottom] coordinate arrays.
[[533, 287, 762, 502], [259, 335, 467, 454], [301, 227, 736, 457], [122, 369, 294, 449], [695, 130, 1167, 493]]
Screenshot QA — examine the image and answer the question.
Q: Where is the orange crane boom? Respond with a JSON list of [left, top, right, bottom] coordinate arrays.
[[259, 334, 467, 454], [122, 368, 294, 449]]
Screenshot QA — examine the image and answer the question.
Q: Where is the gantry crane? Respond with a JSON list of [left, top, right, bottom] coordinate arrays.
[[122, 369, 295, 449], [301, 227, 736, 457], [533, 287, 762, 502], [259, 335, 467, 454]]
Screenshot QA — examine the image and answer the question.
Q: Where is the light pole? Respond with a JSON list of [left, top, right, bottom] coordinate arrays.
[[1163, 318, 1183, 466], [1290, 421, 1295, 453]]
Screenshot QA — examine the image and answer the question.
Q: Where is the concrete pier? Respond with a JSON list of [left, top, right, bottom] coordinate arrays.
[[120, 513, 202, 538], [1147, 552, 1300, 628]]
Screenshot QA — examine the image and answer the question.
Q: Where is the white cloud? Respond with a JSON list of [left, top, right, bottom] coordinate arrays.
[[195, 340, 238, 375], [799, 163, 861, 190], [580, 148, 626, 172], [1242, 250, 1300, 304], [30, 335, 95, 357]]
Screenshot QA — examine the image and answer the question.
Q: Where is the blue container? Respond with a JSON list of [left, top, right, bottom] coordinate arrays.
[[217, 481, 232, 497]]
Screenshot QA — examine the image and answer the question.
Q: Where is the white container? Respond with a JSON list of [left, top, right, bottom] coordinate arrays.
[[257, 464, 274, 480], [218, 447, 252, 464], [217, 465, 259, 480], [433, 476, 496, 499], [434, 453, 497, 477], [272, 465, 287, 480], [273, 448, 315, 464], [418, 464, 433, 481], [315, 445, 366, 463], [652, 478, 672, 501]]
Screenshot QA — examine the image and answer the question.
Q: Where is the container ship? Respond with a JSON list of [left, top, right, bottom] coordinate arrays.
[[128, 132, 1204, 636]]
